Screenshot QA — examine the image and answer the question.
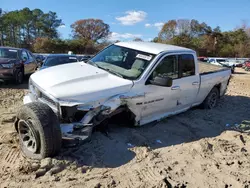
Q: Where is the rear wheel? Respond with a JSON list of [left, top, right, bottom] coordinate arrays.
[[200, 87, 219, 109], [16, 102, 62, 159], [231, 66, 235, 74]]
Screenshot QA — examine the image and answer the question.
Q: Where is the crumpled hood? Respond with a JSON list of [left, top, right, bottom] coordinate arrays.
[[30, 62, 133, 102]]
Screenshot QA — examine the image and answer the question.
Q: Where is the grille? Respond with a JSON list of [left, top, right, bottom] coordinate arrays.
[[29, 80, 57, 110]]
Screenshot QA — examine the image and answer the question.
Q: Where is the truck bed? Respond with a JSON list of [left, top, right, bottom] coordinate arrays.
[[199, 61, 229, 75]]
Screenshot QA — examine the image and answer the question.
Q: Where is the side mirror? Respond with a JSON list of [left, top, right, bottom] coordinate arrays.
[[150, 75, 173, 87], [22, 57, 27, 62]]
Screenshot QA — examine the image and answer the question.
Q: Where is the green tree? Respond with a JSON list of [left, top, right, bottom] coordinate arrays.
[[71, 19, 110, 42], [0, 8, 62, 49], [158, 20, 177, 42]]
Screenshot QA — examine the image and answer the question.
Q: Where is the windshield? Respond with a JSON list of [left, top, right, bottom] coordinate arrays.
[[44, 56, 78, 67], [88, 44, 155, 80], [0, 48, 18, 59]]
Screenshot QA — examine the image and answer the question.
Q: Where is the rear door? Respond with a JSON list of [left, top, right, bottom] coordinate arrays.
[[175, 54, 200, 109]]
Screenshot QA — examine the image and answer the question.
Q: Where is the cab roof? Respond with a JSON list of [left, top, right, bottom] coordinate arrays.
[[115, 41, 195, 55]]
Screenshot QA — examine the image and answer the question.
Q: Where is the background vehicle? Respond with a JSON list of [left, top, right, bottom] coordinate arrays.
[[197, 56, 208, 62], [16, 42, 231, 159], [224, 59, 245, 67], [244, 61, 250, 71], [77, 55, 93, 62], [208, 58, 235, 73], [0, 47, 38, 84], [39, 54, 78, 70], [242, 60, 250, 69], [34, 54, 46, 69]]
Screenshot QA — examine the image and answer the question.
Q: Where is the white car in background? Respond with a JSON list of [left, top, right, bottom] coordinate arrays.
[[208, 58, 235, 73]]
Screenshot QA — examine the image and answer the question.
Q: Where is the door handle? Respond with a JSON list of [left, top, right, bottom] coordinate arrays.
[[171, 86, 180, 90], [192, 82, 199, 85]]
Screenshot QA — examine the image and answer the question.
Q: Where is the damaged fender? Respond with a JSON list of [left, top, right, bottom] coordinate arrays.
[[96, 92, 145, 125]]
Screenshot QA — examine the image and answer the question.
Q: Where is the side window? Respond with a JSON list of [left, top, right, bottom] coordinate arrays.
[[151, 55, 178, 79], [21, 51, 29, 61], [178, 54, 195, 77]]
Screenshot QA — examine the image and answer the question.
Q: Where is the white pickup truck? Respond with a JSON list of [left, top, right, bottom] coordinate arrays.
[[15, 42, 231, 159]]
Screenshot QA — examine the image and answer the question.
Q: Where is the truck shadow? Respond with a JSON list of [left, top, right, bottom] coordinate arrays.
[[233, 71, 248, 75], [0, 77, 29, 90], [56, 94, 250, 169]]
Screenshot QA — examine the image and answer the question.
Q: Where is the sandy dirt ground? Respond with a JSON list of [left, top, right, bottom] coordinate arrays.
[[0, 68, 250, 188]]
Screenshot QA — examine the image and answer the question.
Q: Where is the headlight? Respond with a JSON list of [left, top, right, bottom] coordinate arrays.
[[1, 63, 15, 68]]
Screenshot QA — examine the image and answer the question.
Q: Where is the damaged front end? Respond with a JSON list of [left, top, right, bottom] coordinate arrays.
[[23, 78, 139, 145], [58, 96, 129, 144]]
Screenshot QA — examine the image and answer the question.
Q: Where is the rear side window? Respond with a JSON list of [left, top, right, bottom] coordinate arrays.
[[178, 54, 195, 77]]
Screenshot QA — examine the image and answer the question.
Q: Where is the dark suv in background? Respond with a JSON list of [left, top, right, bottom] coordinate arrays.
[[39, 54, 78, 70], [0, 47, 38, 84]]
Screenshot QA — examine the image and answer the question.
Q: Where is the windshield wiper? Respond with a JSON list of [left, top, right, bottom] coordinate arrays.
[[98, 66, 124, 78], [105, 68, 124, 78], [87, 61, 125, 78]]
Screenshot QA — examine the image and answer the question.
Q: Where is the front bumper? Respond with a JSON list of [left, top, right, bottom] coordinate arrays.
[[23, 93, 34, 104], [23, 93, 94, 144]]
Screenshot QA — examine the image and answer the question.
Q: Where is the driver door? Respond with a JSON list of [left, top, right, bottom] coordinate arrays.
[[140, 54, 181, 124]]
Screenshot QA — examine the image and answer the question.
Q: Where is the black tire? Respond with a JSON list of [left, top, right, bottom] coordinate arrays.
[[15, 69, 24, 84], [231, 68, 235, 74], [200, 87, 219, 109], [16, 102, 62, 159]]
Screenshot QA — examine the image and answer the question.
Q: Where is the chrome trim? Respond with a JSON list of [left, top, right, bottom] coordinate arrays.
[[29, 78, 61, 116]]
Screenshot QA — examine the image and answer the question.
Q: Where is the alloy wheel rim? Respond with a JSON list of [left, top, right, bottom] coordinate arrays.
[[18, 120, 39, 153], [209, 92, 217, 108]]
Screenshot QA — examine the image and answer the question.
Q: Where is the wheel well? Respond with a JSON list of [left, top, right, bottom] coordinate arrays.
[[14, 117, 19, 132], [214, 83, 221, 96], [104, 106, 136, 126]]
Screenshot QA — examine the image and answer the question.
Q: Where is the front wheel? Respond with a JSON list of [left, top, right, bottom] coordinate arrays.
[[15, 69, 24, 84], [200, 87, 219, 109], [16, 102, 62, 159]]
